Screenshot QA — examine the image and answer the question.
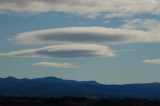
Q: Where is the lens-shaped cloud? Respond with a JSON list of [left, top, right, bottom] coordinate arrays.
[[143, 59, 160, 64], [13, 27, 160, 45], [0, 44, 114, 58], [32, 62, 77, 69]]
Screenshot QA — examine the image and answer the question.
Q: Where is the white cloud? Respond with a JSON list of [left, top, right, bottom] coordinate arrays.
[[0, 44, 114, 58], [121, 19, 160, 31], [0, 0, 160, 18], [32, 62, 77, 69], [143, 59, 160, 64], [13, 27, 160, 45]]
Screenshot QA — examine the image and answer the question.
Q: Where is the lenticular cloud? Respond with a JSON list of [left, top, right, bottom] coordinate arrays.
[[13, 27, 160, 45]]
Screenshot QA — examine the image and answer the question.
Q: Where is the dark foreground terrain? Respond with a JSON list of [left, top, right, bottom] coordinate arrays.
[[1, 77, 160, 99], [0, 97, 160, 106]]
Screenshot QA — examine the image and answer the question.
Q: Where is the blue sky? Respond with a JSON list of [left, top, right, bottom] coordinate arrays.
[[0, 0, 160, 84]]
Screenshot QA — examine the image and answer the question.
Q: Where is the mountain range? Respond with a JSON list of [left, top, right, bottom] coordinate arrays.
[[0, 76, 160, 99]]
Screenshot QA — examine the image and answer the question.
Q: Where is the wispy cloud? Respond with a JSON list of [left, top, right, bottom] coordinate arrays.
[[143, 59, 160, 64], [13, 27, 160, 45], [0, 0, 159, 18], [0, 44, 114, 58], [32, 62, 77, 69], [121, 19, 160, 31]]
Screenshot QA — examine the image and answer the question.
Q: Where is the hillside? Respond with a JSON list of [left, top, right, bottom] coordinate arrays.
[[0, 77, 160, 99]]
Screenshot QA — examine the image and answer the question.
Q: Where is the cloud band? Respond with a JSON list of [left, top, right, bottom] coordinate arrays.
[[13, 27, 160, 45], [32, 62, 77, 69], [0, 44, 114, 58]]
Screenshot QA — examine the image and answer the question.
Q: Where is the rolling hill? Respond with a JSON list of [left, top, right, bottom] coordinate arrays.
[[0, 77, 160, 99]]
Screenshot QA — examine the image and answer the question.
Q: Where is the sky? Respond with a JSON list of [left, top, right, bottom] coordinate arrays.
[[0, 0, 160, 84]]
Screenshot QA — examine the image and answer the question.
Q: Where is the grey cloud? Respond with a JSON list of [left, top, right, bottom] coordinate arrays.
[[0, 44, 114, 58], [36, 50, 104, 58], [13, 27, 160, 45], [0, 0, 160, 18]]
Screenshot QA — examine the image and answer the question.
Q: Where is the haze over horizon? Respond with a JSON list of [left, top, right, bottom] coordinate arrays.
[[0, 0, 160, 84]]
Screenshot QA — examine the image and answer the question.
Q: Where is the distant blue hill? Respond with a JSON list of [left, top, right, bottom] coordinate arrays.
[[0, 76, 160, 99]]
